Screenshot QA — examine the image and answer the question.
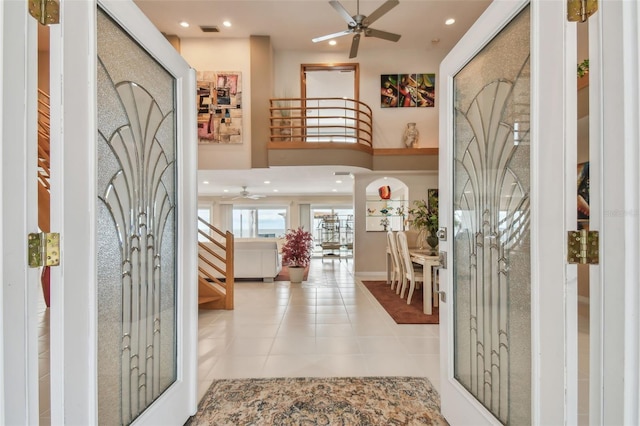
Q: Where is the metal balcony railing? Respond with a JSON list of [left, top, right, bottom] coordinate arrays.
[[269, 97, 373, 147]]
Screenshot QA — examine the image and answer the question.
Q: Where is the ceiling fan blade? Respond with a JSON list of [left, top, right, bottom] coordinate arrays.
[[364, 27, 401, 42], [312, 29, 353, 43], [363, 0, 399, 26], [329, 0, 356, 26], [349, 33, 361, 58]]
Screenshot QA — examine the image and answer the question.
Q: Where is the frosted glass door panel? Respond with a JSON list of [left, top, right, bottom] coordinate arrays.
[[96, 8, 177, 425], [453, 6, 531, 424]]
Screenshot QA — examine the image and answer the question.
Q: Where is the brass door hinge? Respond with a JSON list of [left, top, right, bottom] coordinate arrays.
[[28, 0, 60, 26], [28, 232, 60, 268], [567, 229, 599, 264]]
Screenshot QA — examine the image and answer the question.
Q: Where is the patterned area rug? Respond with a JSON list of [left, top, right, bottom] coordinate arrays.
[[186, 377, 448, 425]]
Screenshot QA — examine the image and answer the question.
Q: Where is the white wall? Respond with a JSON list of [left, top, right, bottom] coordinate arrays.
[[275, 47, 446, 149], [180, 38, 253, 170], [353, 171, 437, 275]]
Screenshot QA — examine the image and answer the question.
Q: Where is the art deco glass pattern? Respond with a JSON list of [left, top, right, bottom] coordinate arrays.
[[96, 9, 177, 424], [452, 6, 531, 424]]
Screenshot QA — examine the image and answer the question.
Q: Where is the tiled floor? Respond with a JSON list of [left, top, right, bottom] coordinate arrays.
[[196, 258, 441, 400], [36, 257, 590, 423]]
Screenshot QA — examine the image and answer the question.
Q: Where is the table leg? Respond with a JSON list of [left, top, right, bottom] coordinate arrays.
[[423, 265, 433, 315]]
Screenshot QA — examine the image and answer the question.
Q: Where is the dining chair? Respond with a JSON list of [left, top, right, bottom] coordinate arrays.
[[397, 231, 425, 305], [386, 231, 403, 291]]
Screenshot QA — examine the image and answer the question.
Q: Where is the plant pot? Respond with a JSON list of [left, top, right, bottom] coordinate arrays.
[[288, 266, 306, 283]]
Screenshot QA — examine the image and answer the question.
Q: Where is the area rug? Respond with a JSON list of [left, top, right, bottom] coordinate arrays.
[[275, 265, 310, 282], [362, 281, 439, 324], [185, 376, 447, 425]]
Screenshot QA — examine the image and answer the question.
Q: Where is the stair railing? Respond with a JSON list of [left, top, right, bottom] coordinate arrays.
[[269, 97, 373, 147], [197, 217, 234, 309]]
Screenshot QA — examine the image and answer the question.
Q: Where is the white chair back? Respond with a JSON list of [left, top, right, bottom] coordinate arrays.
[[397, 231, 424, 303], [387, 231, 402, 289]]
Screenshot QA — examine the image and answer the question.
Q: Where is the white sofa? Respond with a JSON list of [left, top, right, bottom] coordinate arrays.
[[199, 239, 282, 282]]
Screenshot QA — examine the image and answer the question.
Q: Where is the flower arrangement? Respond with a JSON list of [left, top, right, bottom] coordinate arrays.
[[408, 190, 439, 235], [281, 226, 314, 268]]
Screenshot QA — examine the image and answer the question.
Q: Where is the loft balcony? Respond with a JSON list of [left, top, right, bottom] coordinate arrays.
[[267, 97, 437, 171]]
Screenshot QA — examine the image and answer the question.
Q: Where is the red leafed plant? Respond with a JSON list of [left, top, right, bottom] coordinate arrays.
[[281, 226, 314, 268]]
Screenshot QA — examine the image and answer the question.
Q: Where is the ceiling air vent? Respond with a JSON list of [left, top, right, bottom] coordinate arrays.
[[200, 26, 220, 33]]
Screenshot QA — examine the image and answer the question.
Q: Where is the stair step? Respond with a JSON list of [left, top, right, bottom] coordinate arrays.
[[198, 295, 222, 305]]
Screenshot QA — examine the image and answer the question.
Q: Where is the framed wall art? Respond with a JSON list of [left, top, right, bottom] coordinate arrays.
[[380, 73, 436, 108], [197, 71, 243, 144]]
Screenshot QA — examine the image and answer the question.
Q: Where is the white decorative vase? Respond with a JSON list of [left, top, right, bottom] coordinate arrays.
[[289, 266, 305, 283], [403, 122, 419, 148]]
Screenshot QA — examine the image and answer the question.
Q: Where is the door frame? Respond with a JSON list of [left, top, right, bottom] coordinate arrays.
[[48, 0, 197, 423], [1, 0, 40, 423], [438, 0, 576, 423], [589, 1, 640, 423]]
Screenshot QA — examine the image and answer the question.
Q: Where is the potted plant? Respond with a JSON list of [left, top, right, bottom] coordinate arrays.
[[408, 191, 439, 254], [281, 226, 314, 283]]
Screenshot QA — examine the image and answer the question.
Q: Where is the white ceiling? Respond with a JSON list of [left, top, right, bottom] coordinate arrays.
[[131, 0, 492, 197], [198, 165, 366, 198], [133, 0, 491, 54]]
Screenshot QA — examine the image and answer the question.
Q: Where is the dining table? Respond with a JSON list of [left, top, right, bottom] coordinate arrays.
[[385, 246, 440, 315], [407, 249, 440, 315]]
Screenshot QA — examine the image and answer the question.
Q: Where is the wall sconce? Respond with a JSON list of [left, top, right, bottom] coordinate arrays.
[[28, 0, 59, 25], [567, 0, 598, 22]]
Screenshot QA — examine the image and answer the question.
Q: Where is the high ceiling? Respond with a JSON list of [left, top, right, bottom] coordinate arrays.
[[134, 0, 491, 55], [131, 0, 492, 197]]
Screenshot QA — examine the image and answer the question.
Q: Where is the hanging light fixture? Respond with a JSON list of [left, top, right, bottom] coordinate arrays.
[[567, 0, 598, 22]]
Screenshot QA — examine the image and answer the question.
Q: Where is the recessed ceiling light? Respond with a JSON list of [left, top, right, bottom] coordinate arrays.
[[179, 21, 190, 28], [273, 189, 279, 192], [223, 20, 232, 27], [203, 181, 209, 184], [445, 18, 456, 25], [223, 189, 229, 193], [336, 180, 342, 184], [332, 189, 337, 192], [329, 40, 337, 46], [264, 180, 271, 184]]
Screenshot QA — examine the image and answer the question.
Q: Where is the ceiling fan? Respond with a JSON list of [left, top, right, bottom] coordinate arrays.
[[231, 186, 266, 200], [312, 0, 401, 58]]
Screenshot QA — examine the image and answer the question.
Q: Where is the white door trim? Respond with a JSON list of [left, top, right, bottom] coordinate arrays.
[[590, 0, 640, 423], [1, 0, 40, 423], [49, 0, 197, 423], [531, 0, 579, 423]]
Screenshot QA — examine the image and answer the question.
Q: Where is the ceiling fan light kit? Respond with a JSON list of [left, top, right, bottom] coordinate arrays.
[[313, 0, 402, 58]]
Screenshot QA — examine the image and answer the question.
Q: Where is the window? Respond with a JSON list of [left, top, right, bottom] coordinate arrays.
[[233, 207, 287, 238], [198, 207, 211, 242], [312, 207, 354, 243]]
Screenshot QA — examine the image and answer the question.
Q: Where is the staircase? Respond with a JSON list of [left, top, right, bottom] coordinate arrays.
[[38, 89, 52, 307], [198, 217, 235, 310], [37, 89, 51, 233]]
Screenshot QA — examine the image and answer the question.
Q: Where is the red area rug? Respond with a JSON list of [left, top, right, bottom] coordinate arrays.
[[275, 265, 310, 282], [362, 281, 439, 324]]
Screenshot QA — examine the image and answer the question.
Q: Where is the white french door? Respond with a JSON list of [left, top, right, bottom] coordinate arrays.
[[1, 1, 40, 423], [438, 0, 577, 423], [47, 0, 198, 424]]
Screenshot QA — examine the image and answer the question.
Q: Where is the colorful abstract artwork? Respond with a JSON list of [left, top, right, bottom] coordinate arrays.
[[380, 73, 436, 108], [197, 71, 243, 144]]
